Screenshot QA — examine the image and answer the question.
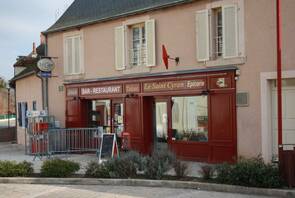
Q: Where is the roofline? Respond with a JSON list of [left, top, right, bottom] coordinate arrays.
[[43, 0, 194, 35], [9, 71, 36, 83], [65, 65, 238, 85]]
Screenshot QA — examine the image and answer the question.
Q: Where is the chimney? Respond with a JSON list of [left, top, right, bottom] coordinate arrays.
[[32, 42, 37, 58]]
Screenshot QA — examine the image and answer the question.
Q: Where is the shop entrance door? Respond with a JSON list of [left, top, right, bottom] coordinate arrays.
[[112, 99, 124, 148], [154, 100, 169, 151]]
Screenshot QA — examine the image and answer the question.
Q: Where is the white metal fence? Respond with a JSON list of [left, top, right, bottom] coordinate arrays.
[[28, 128, 102, 160]]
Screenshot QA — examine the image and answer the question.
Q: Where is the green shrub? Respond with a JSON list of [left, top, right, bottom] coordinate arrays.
[[105, 157, 137, 178], [0, 161, 33, 177], [85, 155, 138, 179], [121, 151, 144, 171], [143, 148, 176, 179], [41, 158, 80, 177], [199, 165, 214, 180], [85, 161, 110, 178], [215, 156, 284, 188], [173, 160, 189, 178]]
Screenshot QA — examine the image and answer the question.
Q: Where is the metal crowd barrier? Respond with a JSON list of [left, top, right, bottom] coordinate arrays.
[[29, 128, 102, 160]]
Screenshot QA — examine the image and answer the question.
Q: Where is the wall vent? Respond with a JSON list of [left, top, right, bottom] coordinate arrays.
[[237, 92, 249, 107]]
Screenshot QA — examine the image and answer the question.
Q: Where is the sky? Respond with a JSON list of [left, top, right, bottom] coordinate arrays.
[[0, 0, 74, 81]]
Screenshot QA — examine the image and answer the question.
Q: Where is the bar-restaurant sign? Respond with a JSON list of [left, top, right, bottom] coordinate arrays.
[[81, 85, 122, 96], [143, 79, 205, 92]]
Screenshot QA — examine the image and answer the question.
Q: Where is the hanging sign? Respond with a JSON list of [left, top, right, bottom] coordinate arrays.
[[40, 71, 52, 78], [37, 58, 55, 72], [99, 133, 119, 161]]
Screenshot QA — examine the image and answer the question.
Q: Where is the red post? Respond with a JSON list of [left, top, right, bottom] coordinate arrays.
[[276, 0, 283, 159]]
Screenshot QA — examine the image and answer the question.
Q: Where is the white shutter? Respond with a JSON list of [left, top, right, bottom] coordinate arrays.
[[222, 5, 238, 58], [115, 26, 126, 70], [196, 9, 210, 62], [145, 19, 156, 67], [73, 36, 81, 74], [64, 37, 73, 74]]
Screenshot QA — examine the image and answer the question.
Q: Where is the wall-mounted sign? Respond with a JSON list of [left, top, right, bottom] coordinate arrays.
[[216, 78, 227, 88], [67, 88, 78, 97], [125, 84, 140, 93], [26, 110, 48, 118], [143, 79, 205, 92], [40, 71, 52, 78], [37, 58, 55, 72], [81, 85, 122, 96]]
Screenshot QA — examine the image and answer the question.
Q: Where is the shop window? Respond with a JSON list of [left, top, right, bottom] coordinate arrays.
[[89, 100, 111, 132], [172, 96, 208, 142]]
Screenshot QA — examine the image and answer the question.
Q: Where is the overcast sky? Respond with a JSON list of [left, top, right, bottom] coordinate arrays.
[[0, 0, 74, 81]]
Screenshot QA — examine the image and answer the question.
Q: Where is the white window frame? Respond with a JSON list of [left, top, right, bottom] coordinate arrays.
[[130, 23, 147, 67], [63, 31, 84, 75], [196, 0, 245, 64], [118, 16, 156, 70]]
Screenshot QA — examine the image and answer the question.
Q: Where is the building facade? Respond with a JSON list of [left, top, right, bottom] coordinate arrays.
[[12, 0, 295, 162]]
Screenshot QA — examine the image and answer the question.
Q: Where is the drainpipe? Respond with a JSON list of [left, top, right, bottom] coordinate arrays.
[[41, 33, 49, 114], [276, 0, 283, 160]]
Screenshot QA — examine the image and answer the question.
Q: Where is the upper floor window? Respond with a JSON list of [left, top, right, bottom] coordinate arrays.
[[130, 23, 147, 66], [213, 7, 223, 58], [64, 33, 84, 75], [196, 3, 242, 62], [115, 19, 156, 71]]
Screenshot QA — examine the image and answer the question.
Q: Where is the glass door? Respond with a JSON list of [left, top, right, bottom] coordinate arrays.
[[154, 101, 168, 150], [112, 100, 124, 149]]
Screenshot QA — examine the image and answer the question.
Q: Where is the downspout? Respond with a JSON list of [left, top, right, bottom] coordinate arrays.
[[40, 33, 49, 114], [276, 0, 283, 160]]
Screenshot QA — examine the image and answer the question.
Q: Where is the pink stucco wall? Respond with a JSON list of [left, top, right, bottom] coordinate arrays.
[[43, 0, 295, 158], [15, 75, 42, 145]]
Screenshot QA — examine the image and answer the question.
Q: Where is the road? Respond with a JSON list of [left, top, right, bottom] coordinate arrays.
[[0, 184, 275, 198]]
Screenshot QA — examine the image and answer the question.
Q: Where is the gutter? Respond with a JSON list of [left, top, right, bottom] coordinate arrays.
[[42, 0, 194, 35]]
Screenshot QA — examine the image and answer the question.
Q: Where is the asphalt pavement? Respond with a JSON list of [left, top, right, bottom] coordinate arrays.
[[0, 184, 276, 198]]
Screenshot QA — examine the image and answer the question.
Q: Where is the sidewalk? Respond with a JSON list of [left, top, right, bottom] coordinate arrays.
[[0, 142, 204, 177]]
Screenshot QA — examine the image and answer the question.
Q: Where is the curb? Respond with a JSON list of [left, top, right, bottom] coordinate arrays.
[[0, 178, 294, 198]]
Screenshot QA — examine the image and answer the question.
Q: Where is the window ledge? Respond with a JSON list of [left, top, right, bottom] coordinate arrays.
[[197, 56, 246, 67], [63, 73, 85, 81], [122, 65, 151, 75]]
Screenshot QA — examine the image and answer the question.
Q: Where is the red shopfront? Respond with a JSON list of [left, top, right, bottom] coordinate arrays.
[[65, 67, 237, 163]]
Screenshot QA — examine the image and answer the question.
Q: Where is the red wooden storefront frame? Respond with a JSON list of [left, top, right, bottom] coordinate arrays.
[[65, 69, 237, 163]]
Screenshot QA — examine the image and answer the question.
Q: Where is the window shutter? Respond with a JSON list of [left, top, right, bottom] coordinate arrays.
[[64, 38, 73, 74], [115, 26, 126, 70], [73, 36, 81, 74], [222, 5, 238, 58], [196, 9, 210, 62], [145, 19, 156, 67]]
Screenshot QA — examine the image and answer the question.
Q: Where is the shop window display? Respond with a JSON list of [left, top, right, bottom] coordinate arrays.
[[172, 96, 208, 142]]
